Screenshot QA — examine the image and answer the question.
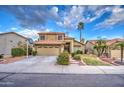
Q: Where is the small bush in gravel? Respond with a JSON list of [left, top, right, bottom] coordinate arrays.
[[71, 52, 76, 57], [57, 52, 70, 65], [76, 50, 83, 54], [73, 54, 81, 60]]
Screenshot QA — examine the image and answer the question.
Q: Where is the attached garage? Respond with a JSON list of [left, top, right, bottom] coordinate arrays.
[[35, 40, 65, 56], [37, 46, 60, 56]]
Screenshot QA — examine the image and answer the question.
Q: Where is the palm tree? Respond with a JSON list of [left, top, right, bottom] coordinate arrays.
[[78, 22, 84, 42], [116, 41, 124, 62]]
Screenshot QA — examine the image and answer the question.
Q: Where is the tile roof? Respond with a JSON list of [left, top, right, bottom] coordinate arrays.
[[106, 39, 123, 46], [35, 40, 65, 45], [74, 39, 84, 45], [38, 32, 65, 35], [87, 40, 97, 45], [87, 39, 124, 46]]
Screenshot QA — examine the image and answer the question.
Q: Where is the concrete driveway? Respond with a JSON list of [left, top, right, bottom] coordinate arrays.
[[0, 56, 60, 73], [0, 56, 124, 74]]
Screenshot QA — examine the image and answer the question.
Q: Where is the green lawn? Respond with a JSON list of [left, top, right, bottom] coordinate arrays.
[[81, 54, 111, 66]]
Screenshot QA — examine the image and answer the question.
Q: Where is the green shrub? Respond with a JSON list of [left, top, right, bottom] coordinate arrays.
[[57, 52, 70, 65], [71, 52, 76, 57], [23, 47, 33, 55], [73, 54, 81, 60], [11, 48, 26, 57], [32, 51, 37, 56], [71, 50, 82, 57], [0, 54, 4, 59], [76, 50, 83, 54], [28, 48, 33, 55]]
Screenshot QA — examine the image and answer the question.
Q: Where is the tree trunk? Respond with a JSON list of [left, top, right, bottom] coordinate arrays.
[[97, 48, 101, 57], [121, 46, 123, 62], [80, 30, 82, 42]]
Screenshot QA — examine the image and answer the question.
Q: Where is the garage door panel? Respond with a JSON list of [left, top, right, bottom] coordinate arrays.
[[37, 47, 60, 56]]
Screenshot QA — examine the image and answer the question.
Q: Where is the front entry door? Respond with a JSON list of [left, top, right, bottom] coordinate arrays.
[[64, 43, 70, 53]]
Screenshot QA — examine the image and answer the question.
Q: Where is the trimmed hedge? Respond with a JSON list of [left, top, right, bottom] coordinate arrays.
[[11, 48, 26, 57], [57, 52, 70, 65], [73, 54, 81, 60]]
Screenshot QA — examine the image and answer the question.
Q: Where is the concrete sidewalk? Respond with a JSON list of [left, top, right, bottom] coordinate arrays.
[[0, 56, 124, 74]]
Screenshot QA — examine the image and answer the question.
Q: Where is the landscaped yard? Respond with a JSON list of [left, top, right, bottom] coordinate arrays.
[[81, 54, 111, 66], [0, 56, 25, 64]]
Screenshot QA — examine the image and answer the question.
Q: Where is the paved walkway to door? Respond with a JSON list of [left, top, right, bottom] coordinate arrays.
[[0, 56, 124, 74]]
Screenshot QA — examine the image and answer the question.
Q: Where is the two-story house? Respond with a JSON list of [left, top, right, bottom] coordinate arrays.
[[35, 32, 84, 56]]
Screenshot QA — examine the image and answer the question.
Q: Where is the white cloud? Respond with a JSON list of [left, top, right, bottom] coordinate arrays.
[[50, 6, 59, 16], [18, 29, 40, 40], [95, 6, 124, 29], [87, 6, 112, 22], [11, 27, 18, 30], [18, 28, 53, 40], [56, 22, 63, 27], [2, 6, 60, 29], [60, 6, 85, 29], [45, 28, 52, 32], [57, 5, 113, 30], [1, 5, 123, 32]]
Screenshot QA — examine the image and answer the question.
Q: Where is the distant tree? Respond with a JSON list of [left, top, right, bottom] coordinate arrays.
[[93, 39, 108, 57], [78, 22, 84, 42], [17, 41, 32, 55]]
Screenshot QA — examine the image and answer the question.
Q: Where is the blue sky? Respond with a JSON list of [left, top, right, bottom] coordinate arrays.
[[0, 5, 124, 41]]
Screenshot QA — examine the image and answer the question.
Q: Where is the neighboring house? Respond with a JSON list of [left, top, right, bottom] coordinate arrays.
[[85, 40, 97, 54], [0, 32, 28, 57], [85, 39, 124, 58], [107, 39, 124, 59], [35, 32, 84, 56]]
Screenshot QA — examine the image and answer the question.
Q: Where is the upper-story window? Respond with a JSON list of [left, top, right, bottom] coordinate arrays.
[[58, 35, 63, 40], [40, 35, 45, 40]]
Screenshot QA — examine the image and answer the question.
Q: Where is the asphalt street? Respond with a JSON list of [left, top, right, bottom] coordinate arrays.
[[0, 73, 124, 87]]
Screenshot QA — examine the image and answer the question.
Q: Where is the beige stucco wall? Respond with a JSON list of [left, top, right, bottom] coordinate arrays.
[[46, 35, 57, 40], [0, 33, 27, 57], [40, 34, 64, 41], [0, 35, 6, 55], [110, 50, 124, 58]]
